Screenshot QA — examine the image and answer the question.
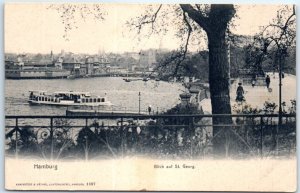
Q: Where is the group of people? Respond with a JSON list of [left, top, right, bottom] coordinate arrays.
[[235, 74, 274, 102]]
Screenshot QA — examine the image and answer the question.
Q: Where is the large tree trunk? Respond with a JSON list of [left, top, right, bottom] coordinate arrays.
[[207, 31, 233, 156], [180, 4, 236, 157], [207, 32, 232, 115]]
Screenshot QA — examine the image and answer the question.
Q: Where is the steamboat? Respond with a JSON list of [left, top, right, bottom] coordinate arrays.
[[28, 91, 112, 106]]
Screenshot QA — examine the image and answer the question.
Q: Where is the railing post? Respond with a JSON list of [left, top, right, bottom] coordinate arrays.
[[120, 117, 124, 157], [189, 117, 195, 158], [138, 92, 141, 115], [260, 116, 263, 158], [276, 124, 279, 157], [191, 117, 195, 136], [50, 117, 54, 160], [15, 118, 18, 159], [85, 118, 88, 128], [84, 135, 88, 161]]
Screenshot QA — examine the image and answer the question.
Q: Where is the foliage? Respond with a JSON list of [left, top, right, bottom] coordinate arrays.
[[232, 99, 296, 157], [244, 5, 295, 75], [155, 51, 209, 81], [75, 121, 119, 159], [138, 103, 205, 158], [5, 119, 76, 159]]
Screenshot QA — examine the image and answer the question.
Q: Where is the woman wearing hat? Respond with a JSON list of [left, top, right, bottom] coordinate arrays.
[[236, 83, 245, 102]]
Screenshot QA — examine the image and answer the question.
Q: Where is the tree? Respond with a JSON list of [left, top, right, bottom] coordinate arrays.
[[246, 6, 295, 113], [245, 5, 295, 152], [245, 5, 295, 76], [131, 4, 236, 156], [244, 44, 268, 76], [52, 4, 236, 156]]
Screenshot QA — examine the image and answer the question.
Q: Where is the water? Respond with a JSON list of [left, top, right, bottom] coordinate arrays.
[[5, 77, 187, 156], [5, 77, 184, 116]]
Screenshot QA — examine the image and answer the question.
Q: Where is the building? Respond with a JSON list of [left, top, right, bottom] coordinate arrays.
[[62, 57, 85, 77], [5, 52, 70, 79], [54, 57, 64, 69], [139, 49, 157, 68], [86, 56, 111, 75]]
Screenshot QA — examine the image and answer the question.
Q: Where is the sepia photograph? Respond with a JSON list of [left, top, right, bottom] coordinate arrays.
[[4, 3, 296, 191]]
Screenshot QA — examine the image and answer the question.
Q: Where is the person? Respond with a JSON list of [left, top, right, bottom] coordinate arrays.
[[251, 74, 257, 87], [29, 91, 34, 100], [265, 75, 271, 89], [251, 79, 256, 87], [148, 105, 152, 115], [236, 83, 245, 102]]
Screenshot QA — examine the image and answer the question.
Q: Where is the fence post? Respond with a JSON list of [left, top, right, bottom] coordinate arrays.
[[121, 117, 124, 157], [260, 116, 263, 158], [85, 135, 88, 161], [15, 118, 18, 159], [190, 117, 195, 158], [50, 117, 54, 160]]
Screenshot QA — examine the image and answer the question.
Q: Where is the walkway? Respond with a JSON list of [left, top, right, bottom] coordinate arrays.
[[201, 73, 296, 113]]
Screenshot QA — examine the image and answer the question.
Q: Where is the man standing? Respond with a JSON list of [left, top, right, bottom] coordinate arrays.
[[148, 105, 152, 115], [251, 74, 257, 87], [266, 75, 271, 89]]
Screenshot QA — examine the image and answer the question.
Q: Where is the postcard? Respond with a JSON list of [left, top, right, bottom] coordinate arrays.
[[4, 3, 296, 191]]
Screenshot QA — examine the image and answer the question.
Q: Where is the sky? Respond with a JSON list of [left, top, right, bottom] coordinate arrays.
[[4, 4, 285, 54]]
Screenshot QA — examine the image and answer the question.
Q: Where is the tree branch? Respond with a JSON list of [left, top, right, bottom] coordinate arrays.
[[133, 4, 162, 34], [179, 4, 210, 32], [260, 5, 295, 53], [173, 12, 192, 76], [195, 4, 201, 11], [155, 13, 193, 79]]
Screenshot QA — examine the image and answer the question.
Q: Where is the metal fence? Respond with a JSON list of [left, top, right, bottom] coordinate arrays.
[[5, 114, 296, 160]]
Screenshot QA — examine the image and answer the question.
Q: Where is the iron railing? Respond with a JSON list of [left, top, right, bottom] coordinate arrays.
[[5, 114, 296, 160]]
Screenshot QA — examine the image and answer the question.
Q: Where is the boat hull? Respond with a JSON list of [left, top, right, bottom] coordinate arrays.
[[28, 100, 112, 107]]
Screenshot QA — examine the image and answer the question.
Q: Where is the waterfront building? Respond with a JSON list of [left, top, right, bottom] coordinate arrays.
[[5, 66, 70, 79], [62, 57, 86, 77], [85, 56, 111, 75], [54, 57, 64, 69], [85, 57, 94, 75], [5, 52, 70, 79], [16, 55, 25, 67], [139, 49, 157, 69]]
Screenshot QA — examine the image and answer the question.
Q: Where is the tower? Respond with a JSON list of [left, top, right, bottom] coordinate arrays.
[[50, 50, 54, 63]]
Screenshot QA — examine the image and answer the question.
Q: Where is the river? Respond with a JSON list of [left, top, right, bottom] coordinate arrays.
[[5, 77, 184, 116]]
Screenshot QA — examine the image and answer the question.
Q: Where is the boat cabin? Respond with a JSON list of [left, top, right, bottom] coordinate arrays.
[[29, 90, 46, 99], [29, 90, 107, 105]]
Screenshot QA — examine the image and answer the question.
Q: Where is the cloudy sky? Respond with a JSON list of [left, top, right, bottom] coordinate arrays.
[[5, 4, 285, 54]]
